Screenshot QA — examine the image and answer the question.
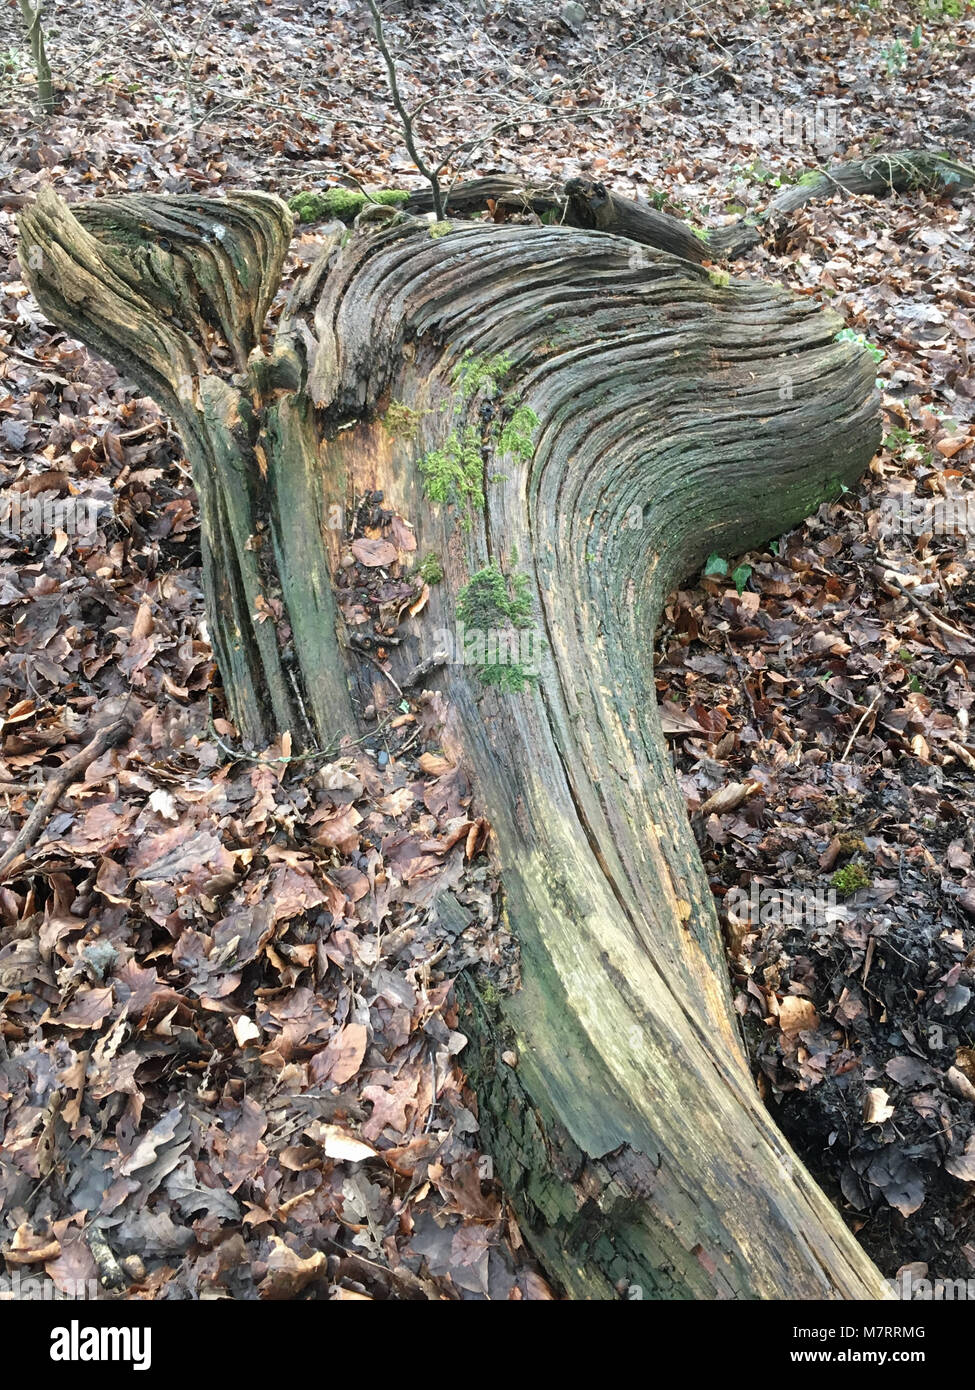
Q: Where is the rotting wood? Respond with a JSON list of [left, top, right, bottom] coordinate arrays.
[[19, 188, 895, 1298]]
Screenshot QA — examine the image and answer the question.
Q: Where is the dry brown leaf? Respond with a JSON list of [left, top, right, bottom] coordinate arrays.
[[778, 996, 818, 1035], [351, 537, 397, 567], [864, 1087, 895, 1125]]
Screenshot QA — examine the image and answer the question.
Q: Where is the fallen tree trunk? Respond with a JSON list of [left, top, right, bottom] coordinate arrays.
[[20, 188, 893, 1299], [399, 149, 974, 263], [402, 172, 755, 260], [764, 147, 975, 218]]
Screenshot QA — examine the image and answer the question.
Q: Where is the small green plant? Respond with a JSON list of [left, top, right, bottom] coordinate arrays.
[[288, 187, 408, 224], [835, 327, 884, 365], [883, 426, 933, 465], [419, 360, 538, 520], [428, 220, 453, 238], [497, 403, 539, 461], [479, 977, 502, 1010], [417, 552, 444, 585], [383, 401, 422, 441], [456, 563, 539, 692], [417, 426, 483, 519], [703, 553, 752, 595], [738, 158, 776, 185], [451, 351, 512, 400], [731, 564, 752, 596], [883, 425, 912, 453], [882, 38, 908, 74], [831, 862, 871, 897], [458, 563, 533, 628], [920, 0, 967, 19]]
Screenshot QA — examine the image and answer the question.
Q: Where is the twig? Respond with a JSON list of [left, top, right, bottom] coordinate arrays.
[[363, 652, 404, 698], [0, 716, 133, 879], [422, 1041, 439, 1135], [871, 565, 975, 651], [401, 651, 448, 691], [205, 694, 396, 771], [366, 0, 444, 219], [840, 692, 882, 763]]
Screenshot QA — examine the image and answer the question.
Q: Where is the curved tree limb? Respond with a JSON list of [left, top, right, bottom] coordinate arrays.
[[765, 147, 975, 218], [19, 188, 354, 750], [295, 217, 889, 1297]]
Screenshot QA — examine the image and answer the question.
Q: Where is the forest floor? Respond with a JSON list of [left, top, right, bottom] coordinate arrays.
[[1, 0, 975, 1300]]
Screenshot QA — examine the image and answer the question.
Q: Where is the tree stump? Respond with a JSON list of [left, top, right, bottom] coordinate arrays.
[[19, 188, 892, 1299]]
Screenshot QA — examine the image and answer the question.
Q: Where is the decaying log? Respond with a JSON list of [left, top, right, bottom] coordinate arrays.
[[403, 173, 743, 261], [20, 190, 355, 750], [20, 188, 893, 1299], [764, 148, 975, 218], [400, 148, 974, 264]]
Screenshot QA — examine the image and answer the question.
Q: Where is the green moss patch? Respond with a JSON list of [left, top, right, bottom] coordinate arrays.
[[417, 552, 444, 584], [831, 862, 871, 897], [457, 563, 539, 692], [497, 403, 539, 461], [451, 351, 512, 400], [288, 187, 408, 224], [383, 401, 423, 441], [417, 426, 483, 520]]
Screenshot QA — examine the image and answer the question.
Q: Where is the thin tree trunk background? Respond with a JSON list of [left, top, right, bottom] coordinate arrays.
[[20, 188, 893, 1299], [17, 0, 54, 114]]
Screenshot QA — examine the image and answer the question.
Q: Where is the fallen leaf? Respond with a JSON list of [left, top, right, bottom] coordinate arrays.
[[351, 538, 397, 567]]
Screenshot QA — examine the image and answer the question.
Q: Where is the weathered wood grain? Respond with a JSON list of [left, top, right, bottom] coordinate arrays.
[[20, 191, 892, 1299]]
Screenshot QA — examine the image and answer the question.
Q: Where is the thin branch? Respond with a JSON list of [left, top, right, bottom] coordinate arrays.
[[0, 716, 133, 880], [366, 0, 444, 219], [871, 565, 975, 650], [16, 0, 54, 114], [840, 692, 882, 763]]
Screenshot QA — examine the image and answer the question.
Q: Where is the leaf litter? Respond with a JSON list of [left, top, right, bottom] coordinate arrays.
[[2, 0, 975, 1297]]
